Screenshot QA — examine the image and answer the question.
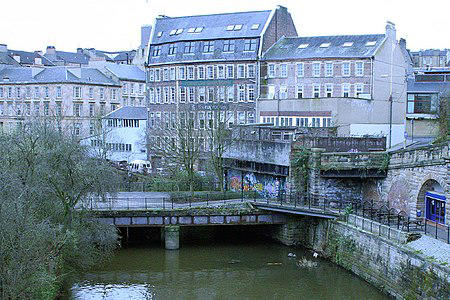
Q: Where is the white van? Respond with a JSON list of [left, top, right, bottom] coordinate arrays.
[[128, 160, 151, 174]]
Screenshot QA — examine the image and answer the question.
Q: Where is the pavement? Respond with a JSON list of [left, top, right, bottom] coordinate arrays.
[[406, 235, 450, 266]]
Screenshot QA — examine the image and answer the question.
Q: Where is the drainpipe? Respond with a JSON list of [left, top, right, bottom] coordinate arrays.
[[388, 42, 395, 149]]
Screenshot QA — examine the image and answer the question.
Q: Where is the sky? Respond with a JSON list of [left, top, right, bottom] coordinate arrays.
[[1, 0, 449, 53]]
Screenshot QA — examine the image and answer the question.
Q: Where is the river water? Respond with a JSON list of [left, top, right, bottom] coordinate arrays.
[[67, 227, 388, 300]]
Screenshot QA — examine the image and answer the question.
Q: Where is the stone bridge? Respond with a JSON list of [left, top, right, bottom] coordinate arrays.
[[308, 142, 449, 226]]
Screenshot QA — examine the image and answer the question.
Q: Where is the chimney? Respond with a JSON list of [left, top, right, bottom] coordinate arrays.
[[385, 21, 396, 40], [77, 48, 83, 54], [46, 46, 56, 55], [399, 38, 407, 51], [0, 44, 7, 53]]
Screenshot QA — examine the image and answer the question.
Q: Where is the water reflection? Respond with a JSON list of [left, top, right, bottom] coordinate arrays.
[[69, 242, 388, 300]]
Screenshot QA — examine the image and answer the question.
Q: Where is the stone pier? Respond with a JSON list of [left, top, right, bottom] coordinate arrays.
[[164, 226, 180, 250]]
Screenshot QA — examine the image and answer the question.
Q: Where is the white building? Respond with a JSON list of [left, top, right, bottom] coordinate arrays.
[[88, 106, 148, 162]]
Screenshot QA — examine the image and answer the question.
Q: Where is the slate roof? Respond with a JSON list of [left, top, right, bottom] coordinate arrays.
[[407, 78, 450, 93], [44, 51, 90, 65], [94, 62, 146, 81], [0, 66, 120, 86], [91, 49, 136, 62], [151, 10, 271, 45], [410, 49, 448, 57], [105, 106, 148, 120], [141, 25, 152, 48], [7, 50, 54, 66], [262, 34, 386, 60], [0, 53, 20, 66]]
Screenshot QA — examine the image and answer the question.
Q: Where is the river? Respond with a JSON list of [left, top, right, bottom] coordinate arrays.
[[66, 227, 388, 299]]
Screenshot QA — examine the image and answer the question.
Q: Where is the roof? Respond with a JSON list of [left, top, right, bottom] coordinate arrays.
[[141, 25, 152, 48], [90, 49, 136, 62], [0, 52, 20, 66], [151, 10, 272, 45], [0, 66, 120, 86], [407, 77, 450, 93], [7, 50, 54, 66], [410, 49, 448, 56], [44, 50, 90, 65], [105, 106, 148, 120], [262, 34, 386, 60], [94, 61, 146, 81]]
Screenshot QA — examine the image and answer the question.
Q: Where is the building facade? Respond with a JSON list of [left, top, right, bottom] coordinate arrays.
[[146, 6, 297, 164], [411, 49, 449, 69], [0, 66, 122, 136], [258, 22, 407, 148]]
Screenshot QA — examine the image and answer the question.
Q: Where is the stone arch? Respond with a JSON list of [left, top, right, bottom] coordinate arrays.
[[386, 178, 411, 214], [416, 178, 445, 218]]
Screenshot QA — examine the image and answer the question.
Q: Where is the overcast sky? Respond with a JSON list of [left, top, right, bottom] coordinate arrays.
[[1, 0, 448, 53]]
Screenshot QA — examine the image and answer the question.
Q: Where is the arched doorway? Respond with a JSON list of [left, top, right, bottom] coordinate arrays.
[[417, 179, 446, 224]]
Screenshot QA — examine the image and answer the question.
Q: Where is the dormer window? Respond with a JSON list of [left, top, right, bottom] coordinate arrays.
[[366, 41, 376, 46], [251, 24, 260, 30], [298, 43, 309, 49], [320, 43, 330, 48], [157, 31, 163, 37], [234, 24, 242, 31], [170, 29, 177, 35], [188, 28, 195, 33], [226, 25, 234, 31], [194, 27, 203, 33], [176, 28, 183, 34], [169, 29, 183, 35], [342, 42, 353, 47], [226, 24, 243, 31]]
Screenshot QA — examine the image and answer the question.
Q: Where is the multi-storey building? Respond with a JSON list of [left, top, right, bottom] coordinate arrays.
[[146, 6, 297, 164], [0, 66, 122, 136], [411, 49, 449, 69], [406, 69, 450, 141], [258, 22, 407, 148], [133, 25, 152, 67], [89, 61, 146, 107], [0, 44, 53, 68]]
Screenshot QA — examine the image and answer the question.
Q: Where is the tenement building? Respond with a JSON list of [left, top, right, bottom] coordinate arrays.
[[258, 22, 407, 148], [0, 66, 122, 136], [146, 6, 297, 163]]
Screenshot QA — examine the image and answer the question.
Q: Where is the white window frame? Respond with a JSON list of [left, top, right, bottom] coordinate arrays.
[[280, 64, 288, 78], [325, 62, 333, 77], [342, 83, 350, 97], [279, 85, 288, 99], [312, 62, 321, 77], [342, 62, 351, 77], [325, 84, 333, 97], [297, 85, 303, 99], [297, 63, 304, 77], [237, 64, 245, 78], [355, 61, 364, 76], [268, 64, 276, 78], [313, 84, 320, 98]]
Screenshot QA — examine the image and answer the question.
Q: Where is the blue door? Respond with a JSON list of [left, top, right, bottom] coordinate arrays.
[[425, 192, 446, 224]]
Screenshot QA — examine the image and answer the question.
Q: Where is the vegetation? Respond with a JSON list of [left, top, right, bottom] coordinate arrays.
[[291, 147, 311, 193], [0, 121, 120, 299], [433, 92, 449, 144]]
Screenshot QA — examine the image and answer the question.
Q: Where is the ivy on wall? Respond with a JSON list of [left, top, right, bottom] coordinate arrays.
[[291, 147, 311, 193]]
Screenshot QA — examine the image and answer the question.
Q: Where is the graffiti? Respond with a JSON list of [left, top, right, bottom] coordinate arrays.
[[227, 170, 284, 199]]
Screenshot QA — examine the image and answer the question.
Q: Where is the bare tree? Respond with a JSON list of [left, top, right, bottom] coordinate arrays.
[[434, 91, 449, 144]]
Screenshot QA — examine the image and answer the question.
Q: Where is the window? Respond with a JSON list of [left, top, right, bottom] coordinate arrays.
[[244, 39, 257, 51], [188, 87, 195, 102], [44, 87, 50, 98], [122, 83, 128, 95], [268, 85, 275, 99], [203, 41, 214, 53], [198, 87, 206, 102], [297, 85, 303, 99], [280, 64, 288, 77], [179, 87, 186, 102], [280, 85, 287, 99], [207, 112, 213, 128], [320, 43, 330, 48], [73, 103, 82, 117], [247, 64, 255, 78], [111, 89, 117, 100], [407, 93, 438, 114], [342, 62, 351, 76], [89, 87, 94, 99], [26, 87, 31, 98], [168, 43, 177, 55], [312, 118, 321, 127], [234, 24, 242, 31], [187, 66, 195, 79], [198, 112, 205, 129], [163, 87, 169, 103], [237, 65, 245, 78], [218, 86, 225, 102], [34, 103, 39, 115], [356, 62, 364, 76], [184, 42, 195, 54], [313, 62, 320, 77], [0, 87, 3, 98], [207, 87, 215, 102], [170, 87, 176, 103], [223, 40, 235, 52], [342, 83, 350, 97], [227, 86, 234, 102], [355, 84, 363, 97], [73, 86, 81, 99], [99, 88, 104, 100], [325, 63, 333, 77], [89, 103, 95, 117], [342, 42, 353, 47], [297, 63, 304, 77], [238, 85, 245, 101], [313, 84, 320, 98], [149, 69, 155, 81], [163, 68, 169, 81], [178, 67, 185, 80], [7, 87, 12, 98], [170, 68, 176, 80], [365, 41, 376, 46], [247, 112, 255, 124], [251, 24, 260, 30], [207, 66, 214, 79], [227, 111, 234, 127], [15, 87, 20, 99], [248, 84, 255, 101], [74, 123, 81, 136], [149, 88, 155, 103], [139, 84, 144, 94], [238, 111, 245, 124], [152, 46, 161, 57], [226, 65, 234, 78], [217, 65, 225, 79], [323, 118, 332, 127], [298, 43, 309, 49], [268, 64, 275, 78], [197, 66, 205, 79], [155, 69, 161, 81], [326, 84, 333, 97], [34, 87, 39, 98]]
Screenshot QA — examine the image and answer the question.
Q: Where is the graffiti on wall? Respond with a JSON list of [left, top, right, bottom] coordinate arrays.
[[228, 170, 284, 198]]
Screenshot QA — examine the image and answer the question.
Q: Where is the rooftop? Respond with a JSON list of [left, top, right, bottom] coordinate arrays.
[[105, 106, 148, 120]]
